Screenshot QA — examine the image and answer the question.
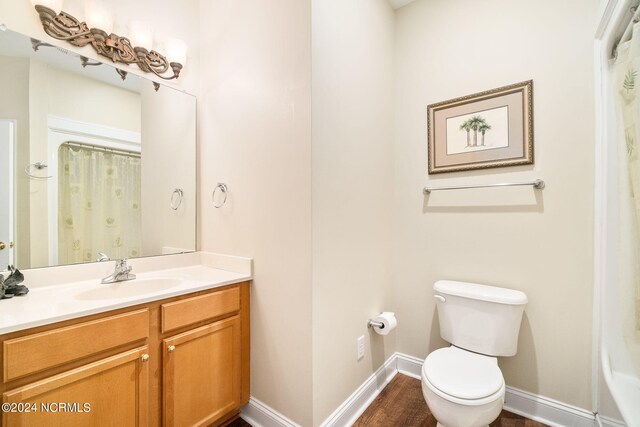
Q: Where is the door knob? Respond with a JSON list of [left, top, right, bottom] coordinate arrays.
[[0, 242, 5, 250], [141, 354, 150, 362], [167, 345, 176, 353]]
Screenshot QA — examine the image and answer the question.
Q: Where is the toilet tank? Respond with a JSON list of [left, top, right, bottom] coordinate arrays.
[[434, 280, 527, 357]]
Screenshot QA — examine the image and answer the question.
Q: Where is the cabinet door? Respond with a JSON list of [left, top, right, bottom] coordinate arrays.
[[2, 346, 149, 427], [163, 316, 241, 427]]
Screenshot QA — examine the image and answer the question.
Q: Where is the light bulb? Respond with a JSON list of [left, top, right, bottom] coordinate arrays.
[[63, 0, 84, 22], [84, 0, 112, 34], [128, 21, 153, 48], [165, 38, 187, 66], [30, 0, 63, 11]]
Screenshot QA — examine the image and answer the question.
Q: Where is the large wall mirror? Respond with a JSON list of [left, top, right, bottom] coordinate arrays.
[[0, 28, 196, 270]]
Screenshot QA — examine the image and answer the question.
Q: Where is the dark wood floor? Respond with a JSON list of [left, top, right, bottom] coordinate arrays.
[[234, 374, 548, 427], [352, 374, 549, 427], [226, 417, 251, 427]]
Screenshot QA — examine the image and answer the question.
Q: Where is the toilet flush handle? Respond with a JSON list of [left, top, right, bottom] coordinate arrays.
[[434, 295, 446, 303]]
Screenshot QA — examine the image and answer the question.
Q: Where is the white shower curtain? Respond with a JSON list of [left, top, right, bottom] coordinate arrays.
[[58, 143, 141, 265], [614, 23, 640, 373]]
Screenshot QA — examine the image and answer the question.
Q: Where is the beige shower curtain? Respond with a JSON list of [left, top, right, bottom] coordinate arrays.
[[615, 24, 640, 376], [58, 143, 141, 265]]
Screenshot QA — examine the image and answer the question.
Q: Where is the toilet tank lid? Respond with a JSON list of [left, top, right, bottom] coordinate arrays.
[[434, 280, 528, 305]]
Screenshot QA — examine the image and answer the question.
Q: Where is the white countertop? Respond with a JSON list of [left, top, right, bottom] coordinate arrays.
[[0, 252, 252, 335]]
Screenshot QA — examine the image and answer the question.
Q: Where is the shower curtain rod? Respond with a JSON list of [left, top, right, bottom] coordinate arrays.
[[613, 3, 640, 58], [64, 141, 141, 158]]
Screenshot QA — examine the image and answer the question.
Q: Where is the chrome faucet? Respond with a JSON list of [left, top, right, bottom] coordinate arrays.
[[101, 259, 136, 284], [96, 252, 110, 262]]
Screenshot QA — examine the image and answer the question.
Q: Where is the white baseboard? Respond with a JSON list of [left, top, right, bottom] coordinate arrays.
[[240, 353, 401, 427], [394, 353, 600, 427], [503, 386, 595, 427], [599, 414, 628, 427], [240, 352, 627, 427], [241, 397, 301, 427], [318, 353, 398, 427], [396, 353, 423, 380]]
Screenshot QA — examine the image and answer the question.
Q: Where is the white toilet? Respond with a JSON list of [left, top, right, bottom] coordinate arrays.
[[421, 280, 527, 427]]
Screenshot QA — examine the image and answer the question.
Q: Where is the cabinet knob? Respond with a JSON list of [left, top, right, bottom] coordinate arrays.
[[141, 354, 150, 362], [167, 345, 176, 353]]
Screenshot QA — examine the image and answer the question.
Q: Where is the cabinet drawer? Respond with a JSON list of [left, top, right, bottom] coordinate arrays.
[[3, 309, 149, 382], [161, 287, 240, 333]]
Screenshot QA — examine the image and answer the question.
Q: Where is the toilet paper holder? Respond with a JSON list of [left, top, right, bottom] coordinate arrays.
[[367, 312, 397, 336], [367, 319, 385, 330]]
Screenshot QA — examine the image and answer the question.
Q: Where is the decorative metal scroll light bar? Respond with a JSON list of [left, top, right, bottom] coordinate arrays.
[[33, 5, 183, 80]]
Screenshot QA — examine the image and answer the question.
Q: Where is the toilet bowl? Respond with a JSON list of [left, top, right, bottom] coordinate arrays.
[[421, 346, 504, 427], [421, 280, 527, 427]]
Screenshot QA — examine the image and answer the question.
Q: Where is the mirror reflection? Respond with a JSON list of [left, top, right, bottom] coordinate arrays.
[[0, 28, 196, 270]]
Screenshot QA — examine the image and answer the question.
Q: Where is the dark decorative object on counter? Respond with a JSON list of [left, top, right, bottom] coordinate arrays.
[[2, 266, 28, 298]]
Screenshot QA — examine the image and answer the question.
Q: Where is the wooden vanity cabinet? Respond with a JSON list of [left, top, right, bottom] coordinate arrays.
[[0, 281, 250, 427], [3, 346, 150, 427], [163, 316, 241, 427], [159, 286, 247, 427]]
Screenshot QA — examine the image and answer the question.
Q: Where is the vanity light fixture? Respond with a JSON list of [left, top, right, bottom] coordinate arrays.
[[31, 38, 131, 81], [31, 3, 185, 80], [30, 37, 55, 52], [79, 55, 101, 67]]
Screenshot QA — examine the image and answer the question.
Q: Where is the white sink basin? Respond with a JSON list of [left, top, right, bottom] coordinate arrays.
[[75, 277, 182, 300]]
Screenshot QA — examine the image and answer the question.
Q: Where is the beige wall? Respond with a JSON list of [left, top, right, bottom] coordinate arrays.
[[393, 0, 597, 409], [197, 0, 313, 424], [311, 0, 396, 424], [27, 59, 48, 269], [0, 56, 30, 267], [45, 66, 141, 132], [140, 84, 196, 255]]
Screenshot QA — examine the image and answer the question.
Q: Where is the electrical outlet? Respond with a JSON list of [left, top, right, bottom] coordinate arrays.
[[357, 335, 365, 360]]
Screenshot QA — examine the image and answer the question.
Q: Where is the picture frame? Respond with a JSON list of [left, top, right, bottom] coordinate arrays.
[[427, 80, 533, 174]]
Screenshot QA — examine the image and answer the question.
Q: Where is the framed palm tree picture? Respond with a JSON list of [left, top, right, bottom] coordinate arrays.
[[427, 80, 533, 174]]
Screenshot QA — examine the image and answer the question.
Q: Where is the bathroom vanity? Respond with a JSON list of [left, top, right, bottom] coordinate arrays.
[[0, 253, 251, 427], [0, 17, 251, 426]]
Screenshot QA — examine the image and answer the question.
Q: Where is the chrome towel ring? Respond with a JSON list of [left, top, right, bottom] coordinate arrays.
[[24, 162, 52, 179], [170, 188, 184, 210], [212, 183, 228, 208]]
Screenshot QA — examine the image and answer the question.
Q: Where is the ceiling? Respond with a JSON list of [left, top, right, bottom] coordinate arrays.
[[387, 0, 417, 10]]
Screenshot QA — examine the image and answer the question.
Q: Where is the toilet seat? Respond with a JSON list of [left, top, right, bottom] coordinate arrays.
[[422, 346, 504, 404]]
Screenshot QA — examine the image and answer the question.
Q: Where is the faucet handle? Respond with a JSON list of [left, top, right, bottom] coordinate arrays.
[[97, 252, 110, 262], [115, 259, 128, 268]]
